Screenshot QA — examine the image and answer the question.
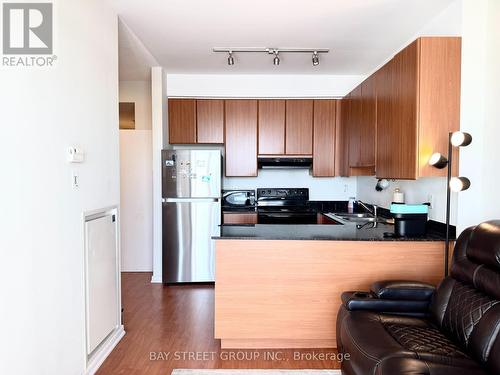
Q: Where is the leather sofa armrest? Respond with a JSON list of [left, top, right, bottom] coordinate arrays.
[[341, 291, 431, 317], [370, 280, 435, 301]]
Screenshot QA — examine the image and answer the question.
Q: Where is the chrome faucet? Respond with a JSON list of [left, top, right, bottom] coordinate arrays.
[[356, 200, 377, 217], [356, 200, 379, 227]]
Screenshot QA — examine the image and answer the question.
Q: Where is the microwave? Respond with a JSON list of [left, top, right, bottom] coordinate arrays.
[[222, 190, 256, 210]]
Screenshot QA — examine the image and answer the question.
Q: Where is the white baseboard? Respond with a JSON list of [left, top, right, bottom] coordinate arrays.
[[86, 325, 125, 375], [151, 273, 162, 283]]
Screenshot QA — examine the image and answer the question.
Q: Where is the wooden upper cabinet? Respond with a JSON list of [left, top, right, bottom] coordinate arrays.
[[258, 100, 285, 155], [224, 100, 258, 177], [359, 74, 377, 167], [376, 43, 419, 179], [285, 100, 314, 155], [197, 99, 224, 143], [417, 37, 461, 178], [168, 99, 197, 144], [376, 37, 461, 179], [313, 100, 337, 177], [336, 97, 351, 177], [348, 85, 363, 168]]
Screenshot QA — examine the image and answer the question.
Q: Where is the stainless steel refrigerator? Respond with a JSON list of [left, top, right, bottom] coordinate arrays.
[[162, 149, 221, 283]]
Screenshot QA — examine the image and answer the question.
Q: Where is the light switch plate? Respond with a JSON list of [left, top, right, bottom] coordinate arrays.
[[67, 147, 85, 163]]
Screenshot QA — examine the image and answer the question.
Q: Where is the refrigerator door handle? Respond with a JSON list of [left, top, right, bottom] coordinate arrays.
[[162, 198, 219, 203]]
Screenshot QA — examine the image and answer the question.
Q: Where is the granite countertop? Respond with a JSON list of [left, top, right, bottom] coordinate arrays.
[[214, 218, 451, 242]]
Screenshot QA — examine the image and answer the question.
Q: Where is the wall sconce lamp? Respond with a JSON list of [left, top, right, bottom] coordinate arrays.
[[429, 131, 472, 277]]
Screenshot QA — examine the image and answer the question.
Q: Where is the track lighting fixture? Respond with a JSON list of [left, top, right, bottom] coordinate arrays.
[[213, 47, 329, 67], [227, 52, 234, 66], [312, 51, 320, 66], [272, 50, 280, 66]]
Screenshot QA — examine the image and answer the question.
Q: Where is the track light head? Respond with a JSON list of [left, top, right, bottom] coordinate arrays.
[[227, 52, 234, 66], [312, 51, 319, 66], [429, 152, 449, 169], [273, 50, 280, 66], [450, 177, 471, 192], [451, 131, 472, 147]]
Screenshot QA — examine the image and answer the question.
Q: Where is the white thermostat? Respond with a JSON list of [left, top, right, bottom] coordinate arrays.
[[67, 147, 85, 163]]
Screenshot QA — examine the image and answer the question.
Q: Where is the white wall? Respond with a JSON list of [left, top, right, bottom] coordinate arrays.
[[166, 74, 365, 98], [119, 131, 153, 271], [225, 170, 356, 201], [0, 0, 120, 374], [151, 67, 168, 283], [457, 0, 500, 230], [119, 81, 153, 272], [119, 81, 152, 129]]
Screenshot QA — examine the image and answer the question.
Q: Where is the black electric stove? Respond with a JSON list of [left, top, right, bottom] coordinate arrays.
[[256, 188, 317, 224]]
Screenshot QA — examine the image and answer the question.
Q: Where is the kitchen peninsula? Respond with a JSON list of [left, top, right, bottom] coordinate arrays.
[[213, 221, 452, 350]]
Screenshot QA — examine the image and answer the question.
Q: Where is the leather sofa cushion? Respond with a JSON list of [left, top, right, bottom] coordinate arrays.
[[384, 322, 466, 358], [374, 357, 488, 375], [441, 280, 499, 348], [337, 309, 480, 375], [467, 221, 500, 272]]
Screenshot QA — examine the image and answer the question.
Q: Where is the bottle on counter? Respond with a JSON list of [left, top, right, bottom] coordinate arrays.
[[393, 188, 405, 204], [348, 197, 356, 213]]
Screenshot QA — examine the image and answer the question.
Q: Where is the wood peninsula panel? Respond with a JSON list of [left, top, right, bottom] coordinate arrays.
[[196, 99, 224, 143], [224, 100, 258, 177], [215, 239, 446, 349], [285, 100, 314, 155], [258, 100, 286, 155], [168, 99, 197, 144], [313, 100, 337, 176]]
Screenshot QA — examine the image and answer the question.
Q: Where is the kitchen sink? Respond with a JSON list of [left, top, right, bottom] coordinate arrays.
[[325, 212, 377, 223]]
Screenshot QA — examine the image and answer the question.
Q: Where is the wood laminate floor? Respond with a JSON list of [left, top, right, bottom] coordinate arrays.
[[97, 273, 341, 375]]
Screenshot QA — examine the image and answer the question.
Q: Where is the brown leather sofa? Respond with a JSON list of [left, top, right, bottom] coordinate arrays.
[[336, 221, 500, 375]]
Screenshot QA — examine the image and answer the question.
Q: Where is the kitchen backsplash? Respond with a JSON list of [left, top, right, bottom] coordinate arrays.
[[356, 176, 457, 224], [223, 169, 357, 201]]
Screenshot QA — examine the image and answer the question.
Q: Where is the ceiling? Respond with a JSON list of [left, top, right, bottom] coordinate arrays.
[[112, 0, 458, 76], [118, 19, 158, 80]]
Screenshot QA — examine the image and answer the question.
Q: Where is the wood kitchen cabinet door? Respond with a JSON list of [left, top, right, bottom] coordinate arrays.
[[313, 100, 337, 177], [360, 74, 377, 166], [224, 100, 258, 177], [285, 100, 313, 155], [376, 41, 419, 179], [258, 100, 285, 155], [348, 85, 363, 168], [336, 97, 350, 177], [375, 37, 461, 179], [417, 37, 461, 178], [168, 99, 197, 144], [196, 99, 224, 143]]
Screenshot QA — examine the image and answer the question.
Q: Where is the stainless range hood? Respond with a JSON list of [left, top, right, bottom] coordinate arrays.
[[258, 157, 313, 169]]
